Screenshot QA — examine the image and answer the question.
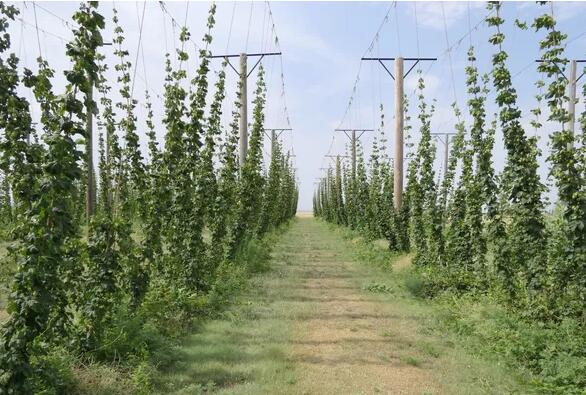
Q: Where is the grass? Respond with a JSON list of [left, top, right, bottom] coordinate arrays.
[[152, 220, 309, 395], [324, 221, 535, 394], [400, 355, 423, 367], [419, 341, 441, 358], [362, 281, 394, 294], [154, 217, 533, 394], [67, 222, 295, 395], [0, 217, 544, 393]]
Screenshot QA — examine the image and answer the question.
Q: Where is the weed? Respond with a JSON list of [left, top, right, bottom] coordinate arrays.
[[400, 355, 423, 367], [419, 342, 441, 358], [363, 282, 393, 294], [404, 273, 426, 298], [376, 353, 391, 363]]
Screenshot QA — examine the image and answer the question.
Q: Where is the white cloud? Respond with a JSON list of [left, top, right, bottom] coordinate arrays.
[[408, 2, 483, 31]]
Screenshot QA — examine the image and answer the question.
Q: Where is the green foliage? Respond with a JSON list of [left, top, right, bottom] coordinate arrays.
[[363, 282, 393, 294], [0, 3, 103, 391], [229, 67, 266, 258], [0, 2, 297, 393], [211, 86, 240, 267], [487, 2, 547, 307], [534, 8, 586, 319], [410, 75, 441, 267], [314, 6, 586, 393], [464, 47, 493, 281], [112, 7, 146, 308], [437, 295, 586, 394]]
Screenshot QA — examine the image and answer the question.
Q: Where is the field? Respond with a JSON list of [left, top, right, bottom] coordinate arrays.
[[150, 216, 529, 394], [1, 1, 585, 394]]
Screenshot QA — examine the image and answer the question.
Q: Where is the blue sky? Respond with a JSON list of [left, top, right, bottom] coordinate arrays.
[[8, 1, 586, 210]]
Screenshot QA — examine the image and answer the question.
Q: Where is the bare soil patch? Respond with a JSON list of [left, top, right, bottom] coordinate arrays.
[[289, 219, 439, 395]]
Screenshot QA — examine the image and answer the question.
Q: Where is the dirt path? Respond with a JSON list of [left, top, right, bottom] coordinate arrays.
[[287, 219, 437, 394], [159, 216, 524, 395]]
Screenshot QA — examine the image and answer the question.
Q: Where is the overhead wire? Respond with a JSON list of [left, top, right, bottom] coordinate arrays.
[[260, 2, 267, 53], [245, 2, 253, 52], [442, 2, 458, 106], [467, 2, 473, 47], [404, 6, 493, 107], [414, 2, 420, 58], [336, 2, 395, 130], [225, 2, 236, 53], [181, 2, 190, 78], [159, 2, 202, 54], [267, 2, 294, 131], [268, 1, 296, 162], [394, 2, 402, 57], [130, 0, 147, 99], [17, 16, 68, 43], [161, 3, 169, 54], [33, 2, 75, 29]]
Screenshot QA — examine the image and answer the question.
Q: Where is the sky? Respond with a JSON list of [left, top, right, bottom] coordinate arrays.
[[6, 1, 586, 211]]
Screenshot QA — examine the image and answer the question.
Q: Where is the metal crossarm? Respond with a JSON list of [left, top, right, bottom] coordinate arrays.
[[361, 57, 436, 79], [209, 52, 282, 77]]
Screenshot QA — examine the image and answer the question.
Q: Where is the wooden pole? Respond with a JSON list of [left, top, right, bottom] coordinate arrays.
[[394, 57, 404, 210], [239, 53, 248, 168], [568, 59, 577, 135], [351, 130, 356, 180]]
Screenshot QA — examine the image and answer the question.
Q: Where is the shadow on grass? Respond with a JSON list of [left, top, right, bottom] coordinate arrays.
[[153, 317, 290, 394]]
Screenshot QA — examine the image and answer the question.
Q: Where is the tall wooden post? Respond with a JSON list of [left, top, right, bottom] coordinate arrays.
[[351, 130, 357, 180], [394, 57, 404, 210], [239, 53, 248, 168], [568, 59, 577, 134]]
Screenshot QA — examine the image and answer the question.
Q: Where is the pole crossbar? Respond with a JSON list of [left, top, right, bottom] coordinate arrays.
[[247, 55, 265, 78], [360, 56, 435, 210], [379, 59, 394, 80], [535, 59, 585, 133], [209, 52, 281, 59], [334, 129, 374, 179], [225, 60, 239, 75], [263, 128, 292, 141], [431, 133, 457, 178], [362, 57, 436, 80], [361, 57, 437, 61], [334, 129, 374, 131], [535, 59, 586, 82], [431, 132, 456, 143], [207, 52, 282, 167], [209, 52, 282, 77]]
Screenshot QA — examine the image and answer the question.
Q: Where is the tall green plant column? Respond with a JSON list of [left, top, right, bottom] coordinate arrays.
[[228, 66, 267, 258], [0, 3, 104, 391], [487, 2, 546, 307], [534, 10, 586, 317]]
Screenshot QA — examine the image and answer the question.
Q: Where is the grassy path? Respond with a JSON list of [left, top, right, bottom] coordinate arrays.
[[158, 216, 525, 394]]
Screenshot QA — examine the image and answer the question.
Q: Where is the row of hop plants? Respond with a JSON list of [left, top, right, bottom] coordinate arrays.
[[0, 1, 298, 392], [315, 2, 586, 390], [314, 2, 585, 321]]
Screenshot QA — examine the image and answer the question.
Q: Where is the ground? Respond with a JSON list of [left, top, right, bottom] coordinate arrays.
[[155, 216, 526, 394]]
